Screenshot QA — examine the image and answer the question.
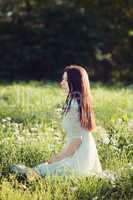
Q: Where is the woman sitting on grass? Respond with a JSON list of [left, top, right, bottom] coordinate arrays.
[[9, 65, 103, 180]]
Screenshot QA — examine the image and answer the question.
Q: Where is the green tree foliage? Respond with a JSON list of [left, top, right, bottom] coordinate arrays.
[[0, 0, 133, 83]]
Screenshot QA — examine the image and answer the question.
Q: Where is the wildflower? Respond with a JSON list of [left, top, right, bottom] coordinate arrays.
[[116, 118, 123, 125], [101, 170, 118, 183], [15, 136, 25, 144], [13, 123, 19, 129], [1, 138, 10, 145], [128, 119, 133, 132], [1, 118, 7, 123], [2, 124, 6, 128], [96, 126, 110, 144], [14, 129, 20, 136], [92, 197, 98, 200], [6, 11, 13, 17], [54, 108, 62, 119], [110, 137, 118, 146], [54, 132, 61, 137], [31, 138, 38, 143], [70, 186, 78, 192], [6, 117, 12, 121], [48, 144, 55, 150], [56, 108, 62, 113], [127, 162, 133, 170], [102, 134, 110, 144], [112, 146, 119, 150], [34, 123, 42, 128], [96, 126, 107, 135], [30, 127, 38, 132]]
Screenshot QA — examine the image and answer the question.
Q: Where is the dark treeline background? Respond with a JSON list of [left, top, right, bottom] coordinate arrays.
[[0, 0, 133, 84]]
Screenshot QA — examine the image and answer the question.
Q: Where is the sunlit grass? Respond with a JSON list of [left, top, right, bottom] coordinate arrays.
[[0, 81, 133, 200]]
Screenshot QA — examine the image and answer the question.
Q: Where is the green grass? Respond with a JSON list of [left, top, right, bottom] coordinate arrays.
[[0, 81, 133, 200]]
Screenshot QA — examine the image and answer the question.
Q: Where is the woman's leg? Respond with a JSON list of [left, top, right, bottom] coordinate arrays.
[[33, 160, 77, 178], [33, 162, 49, 177], [9, 163, 41, 181]]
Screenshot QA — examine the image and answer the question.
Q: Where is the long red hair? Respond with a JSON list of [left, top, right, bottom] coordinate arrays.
[[62, 65, 96, 132]]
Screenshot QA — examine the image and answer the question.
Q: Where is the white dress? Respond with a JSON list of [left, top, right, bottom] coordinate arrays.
[[33, 98, 103, 177]]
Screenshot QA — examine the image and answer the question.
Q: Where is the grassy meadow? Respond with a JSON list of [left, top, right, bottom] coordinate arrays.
[[0, 81, 133, 200]]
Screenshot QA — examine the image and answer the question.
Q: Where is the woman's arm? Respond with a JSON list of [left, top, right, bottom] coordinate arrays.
[[47, 148, 67, 163], [48, 138, 82, 163]]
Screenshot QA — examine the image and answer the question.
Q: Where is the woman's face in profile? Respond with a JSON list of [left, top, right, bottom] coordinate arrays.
[[60, 72, 69, 93]]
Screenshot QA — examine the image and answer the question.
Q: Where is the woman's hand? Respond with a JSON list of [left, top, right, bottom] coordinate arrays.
[[47, 159, 53, 164], [47, 155, 59, 164], [47, 139, 82, 164]]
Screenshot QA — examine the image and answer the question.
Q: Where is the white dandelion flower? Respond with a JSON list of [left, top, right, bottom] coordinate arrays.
[[96, 126, 110, 144], [70, 186, 78, 192], [116, 118, 123, 125], [128, 119, 133, 132], [6, 117, 12, 121], [1, 118, 7, 123], [110, 137, 118, 146], [101, 170, 118, 182], [30, 127, 38, 132], [48, 144, 55, 150], [92, 197, 99, 200]]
